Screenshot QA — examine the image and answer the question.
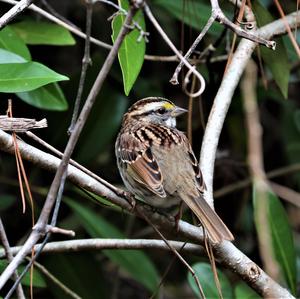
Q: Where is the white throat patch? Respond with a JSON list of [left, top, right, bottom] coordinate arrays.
[[165, 117, 176, 127]]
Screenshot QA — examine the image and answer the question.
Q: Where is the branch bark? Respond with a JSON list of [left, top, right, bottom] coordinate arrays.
[[199, 10, 300, 207], [0, 0, 33, 29], [0, 218, 25, 299], [0, 128, 293, 297], [0, 239, 203, 257]]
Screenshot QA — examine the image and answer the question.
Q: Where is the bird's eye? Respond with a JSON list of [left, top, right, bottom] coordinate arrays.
[[157, 107, 166, 114]]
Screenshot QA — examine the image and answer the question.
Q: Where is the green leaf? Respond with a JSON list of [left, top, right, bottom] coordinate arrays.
[[252, 0, 290, 98], [152, 0, 224, 35], [0, 260, 46, 288], [253, 185, 297, 294], [0, 48, 27, 64], [268, 191, 297, 295], [66, 198, 159, 292], [187, 262, 233, 298], [0, 62, 68, 92], [112, 0, 145, 95], [234, 282, 261, 298], [11, 20, 75, 46], [16, 83, 68, 111], [0, 195, 16, 211], [0, 26, 31, 60]]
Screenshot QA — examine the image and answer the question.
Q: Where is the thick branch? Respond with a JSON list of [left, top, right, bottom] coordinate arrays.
[[0, 239, 202, 257], [0, 0, 33, 29], [199, 11, 300, 207], [0, 129, 293, 298]]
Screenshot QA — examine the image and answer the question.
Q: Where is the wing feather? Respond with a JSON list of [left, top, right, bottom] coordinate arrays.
[[184, 136, 206, 193], [117, 132, 166, 197]]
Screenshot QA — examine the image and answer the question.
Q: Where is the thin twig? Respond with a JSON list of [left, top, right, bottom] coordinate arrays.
[[214, 163, 300, 199], [0, 0, 111, 49], [0, 218, 25, 299], [0, 0, 227, 63], [223, 0, 247, 74], [40, 0, 80, 29], [6, 169, 68, 299], [26, 258, 82, 299], [0, 3, 140, 293], [269, 181, 300, 208], [170, 0, 275, 84], [144, 3, 206, 96], [0, 239, 202, 257], [273, 0, 300, 58], [25, 131, 127, 199], [187, 73, 197, 144], [0, 0, 33, 29], [170, 15, 215, 85], [94, 0, 149, 42], [68, 0, 93, 134], [211, 0, 275, 48], [137, 207, 205, 299], [149, 242, 188, 299]]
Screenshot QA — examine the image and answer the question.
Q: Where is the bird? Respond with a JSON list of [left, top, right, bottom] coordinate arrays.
[[115, 97, 234, 244]]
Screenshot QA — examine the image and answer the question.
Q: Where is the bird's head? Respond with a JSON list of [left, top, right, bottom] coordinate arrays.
[[124, 97, 187, 128]]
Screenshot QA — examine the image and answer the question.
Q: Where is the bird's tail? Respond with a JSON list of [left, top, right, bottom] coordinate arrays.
[[182, 194, 234, 244]]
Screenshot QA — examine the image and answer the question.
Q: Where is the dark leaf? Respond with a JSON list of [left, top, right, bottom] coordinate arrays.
[[187, 262, 233, 298], [253, 185, 297, 294]]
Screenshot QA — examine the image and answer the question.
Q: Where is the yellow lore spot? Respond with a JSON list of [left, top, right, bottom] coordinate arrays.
[[163, 102, 175, 110]]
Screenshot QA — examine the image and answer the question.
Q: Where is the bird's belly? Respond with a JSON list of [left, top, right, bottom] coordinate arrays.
[[142, 193, 181, 209]]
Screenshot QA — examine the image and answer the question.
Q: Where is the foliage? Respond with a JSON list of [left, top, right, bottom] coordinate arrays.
[[253, 186, 297, 294], [112, 0, 146, 95], [0, 0, 299, 298], [188, 262, 232, 298]]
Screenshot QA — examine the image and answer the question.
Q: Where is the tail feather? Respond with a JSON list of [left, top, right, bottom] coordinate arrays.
[[182, 195, 234, 244]]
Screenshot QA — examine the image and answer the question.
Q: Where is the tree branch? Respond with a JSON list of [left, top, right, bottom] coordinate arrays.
[[0, 0, 33, 29], [0, 128, 293, 297], [0, 239, 203, 257], [0, 2, 140, 292], [0, 218, 25, 299], [199, 10, 300, 207]]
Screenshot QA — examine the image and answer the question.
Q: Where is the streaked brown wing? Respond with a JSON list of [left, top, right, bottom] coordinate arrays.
[[184, 136, 206, 193], [118, 132, 166, 198]]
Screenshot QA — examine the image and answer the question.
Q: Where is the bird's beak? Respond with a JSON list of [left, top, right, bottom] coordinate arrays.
[[171, 106, 188, 117]]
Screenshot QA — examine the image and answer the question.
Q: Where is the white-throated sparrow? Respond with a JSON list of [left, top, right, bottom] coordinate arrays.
[[115, 97, 234, 243]]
